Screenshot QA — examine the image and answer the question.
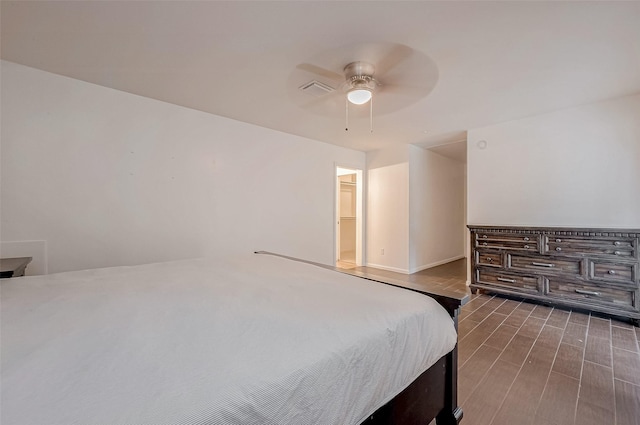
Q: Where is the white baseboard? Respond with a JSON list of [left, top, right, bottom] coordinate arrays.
[[365, 262, 410, 274], [409, 255, 465, 274]]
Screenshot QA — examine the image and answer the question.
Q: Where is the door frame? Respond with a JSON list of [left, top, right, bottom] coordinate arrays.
[[334, 164, 364, 267]]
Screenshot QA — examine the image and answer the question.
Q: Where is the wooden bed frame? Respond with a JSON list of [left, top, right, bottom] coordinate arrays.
[[255, 252, 469, 425]]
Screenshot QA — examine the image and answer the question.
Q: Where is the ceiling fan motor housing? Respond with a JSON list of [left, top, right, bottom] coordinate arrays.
[[344, 62, 377, 92]]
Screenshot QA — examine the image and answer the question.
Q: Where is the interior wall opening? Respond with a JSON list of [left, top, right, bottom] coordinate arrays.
[[336, 166, 363, 269]]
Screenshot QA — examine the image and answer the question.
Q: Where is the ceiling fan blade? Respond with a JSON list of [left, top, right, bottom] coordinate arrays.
[[373, 81, 438, 114], [374, 44, 413, 77], [299, 91, 345, 116], [380, 83, 430, 97], [377, 52, 439, 97], [297, 63, 344, 83]]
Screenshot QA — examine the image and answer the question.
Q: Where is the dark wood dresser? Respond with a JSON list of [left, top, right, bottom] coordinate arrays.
[[468, 226, 640, 325]]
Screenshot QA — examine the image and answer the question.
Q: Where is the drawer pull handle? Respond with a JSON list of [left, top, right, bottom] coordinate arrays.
[[555, 247, 562, 252], [608, 270, 616, 275], [532, 262, 555, 268], [486, 257, 493, 262], [556, 239, 562, 243], [614, 251, 621, 255], [614, 241, 621, 246], [497, 277, 516, 283], [482, 235, 487, 239], [483, 242, 488, 246], [575, 289, 601, 297], [524, 237, 530, 241], [524, 245, 530, 249]]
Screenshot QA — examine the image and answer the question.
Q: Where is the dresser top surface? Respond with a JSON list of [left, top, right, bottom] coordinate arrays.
[[468, 225, 640, 235]]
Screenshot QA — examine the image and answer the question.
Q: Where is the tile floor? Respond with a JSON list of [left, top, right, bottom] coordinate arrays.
[[458, 293, 640, 425], [343, 259, 640, 425]]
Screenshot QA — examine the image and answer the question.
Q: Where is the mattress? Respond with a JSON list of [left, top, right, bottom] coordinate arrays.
[[1, 253, 457, 425]]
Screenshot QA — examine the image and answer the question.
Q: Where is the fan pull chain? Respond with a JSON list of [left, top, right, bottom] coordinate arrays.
[[345, 98, 349, 131], [345, 96, 374, 133]]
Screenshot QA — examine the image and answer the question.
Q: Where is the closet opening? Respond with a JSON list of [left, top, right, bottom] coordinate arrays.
[[335, 166, 363, 269]]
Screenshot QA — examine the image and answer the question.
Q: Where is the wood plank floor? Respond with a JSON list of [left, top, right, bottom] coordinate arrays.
[[343, 259, 640, 425]]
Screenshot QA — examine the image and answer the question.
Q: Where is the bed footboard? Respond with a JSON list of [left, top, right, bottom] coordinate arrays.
[[435, 309, 464, 425]]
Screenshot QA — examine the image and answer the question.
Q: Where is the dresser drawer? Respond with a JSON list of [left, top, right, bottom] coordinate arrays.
[[475, 250, 503, 267], [589, 260, 637, 286], [476, 233, 536, 243], [545, 236, 636, 258], [476, 270, 540, 294], [476, 233, 538, 251], [508, 254, 581, 275], [546, 278, 637, 311]]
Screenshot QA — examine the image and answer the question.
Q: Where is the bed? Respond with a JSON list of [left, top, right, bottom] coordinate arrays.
[[1, 251, 466, 425]]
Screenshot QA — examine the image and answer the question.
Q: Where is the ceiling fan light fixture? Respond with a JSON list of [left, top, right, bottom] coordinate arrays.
[[347, 88, 372, 105]]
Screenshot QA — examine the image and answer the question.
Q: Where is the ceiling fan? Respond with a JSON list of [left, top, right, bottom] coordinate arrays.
[[288, 42, 439, 132]]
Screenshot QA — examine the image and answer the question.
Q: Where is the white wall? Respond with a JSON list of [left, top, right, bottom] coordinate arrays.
[[366, 144, 466, 274], [409, 145, 465, 273], [1, 61, 365, 274], [467, 94, 640, 228], [366, 146, 410, 272]]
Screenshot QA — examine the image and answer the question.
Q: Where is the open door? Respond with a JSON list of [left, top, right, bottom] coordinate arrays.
[[336, 166, 363, 268]]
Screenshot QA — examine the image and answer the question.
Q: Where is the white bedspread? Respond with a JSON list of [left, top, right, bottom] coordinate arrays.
[[1, 253, 456, 425]]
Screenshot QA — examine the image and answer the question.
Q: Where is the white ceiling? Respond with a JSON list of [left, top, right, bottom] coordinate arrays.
[[2, 1, 639, 152], [428, 140, 467, 164]]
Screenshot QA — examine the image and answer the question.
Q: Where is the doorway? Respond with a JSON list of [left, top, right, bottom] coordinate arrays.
[[336, 166, 363, 268]]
